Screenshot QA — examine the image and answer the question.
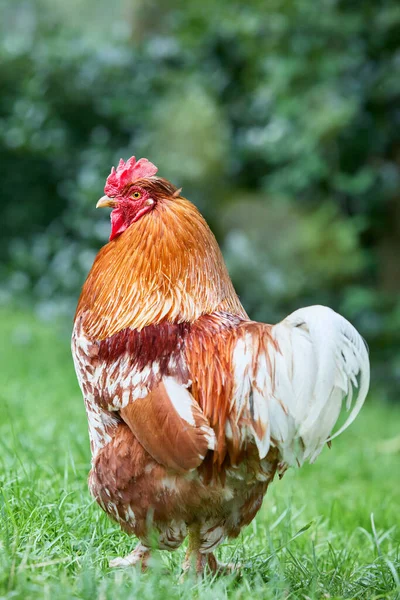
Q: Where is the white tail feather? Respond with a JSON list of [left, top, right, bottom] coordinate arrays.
[[231, 305, 369, 466], [270, 305, 370, 465]]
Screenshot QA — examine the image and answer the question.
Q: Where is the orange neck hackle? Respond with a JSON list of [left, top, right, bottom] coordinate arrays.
[[75, 194, 246, 340]]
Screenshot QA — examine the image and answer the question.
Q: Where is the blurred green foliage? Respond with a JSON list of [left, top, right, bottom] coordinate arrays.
[[1, 0, 400, 396]]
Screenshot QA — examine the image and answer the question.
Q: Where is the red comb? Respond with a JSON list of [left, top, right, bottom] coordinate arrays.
[[104, 156, 158, 196]]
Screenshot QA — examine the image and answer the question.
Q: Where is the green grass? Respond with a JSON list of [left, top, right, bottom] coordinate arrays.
[[0, 309, 399, 599]]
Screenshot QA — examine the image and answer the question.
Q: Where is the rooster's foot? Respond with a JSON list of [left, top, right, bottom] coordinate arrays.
[[109, 542, 150, 570], [181, 524, 240, 578], [206, 552, 241, 576], [181, 551, 240, 578]]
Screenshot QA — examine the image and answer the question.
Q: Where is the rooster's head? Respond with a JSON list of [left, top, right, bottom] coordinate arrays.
[[97, 156, 180, 241]]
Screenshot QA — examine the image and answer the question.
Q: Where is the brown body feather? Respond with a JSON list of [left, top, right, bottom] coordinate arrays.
[[120, 380, 214, 473]]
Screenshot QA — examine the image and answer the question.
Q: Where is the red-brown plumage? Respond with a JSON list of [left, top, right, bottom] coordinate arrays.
[[72, 169, 276, 567], [97, 323, 190, 376], [72, 157, 369, 573]]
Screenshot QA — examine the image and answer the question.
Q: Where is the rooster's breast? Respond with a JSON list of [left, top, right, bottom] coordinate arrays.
[[89, 419, 279, 549]]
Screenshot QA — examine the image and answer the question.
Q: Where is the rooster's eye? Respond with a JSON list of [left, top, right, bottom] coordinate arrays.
[[132, 191, 141, 199]]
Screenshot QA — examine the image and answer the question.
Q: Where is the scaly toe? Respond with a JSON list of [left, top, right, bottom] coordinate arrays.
[[109, 543, 150, 570], [207, 553, 241, 576], [109, 556, 135, 568]]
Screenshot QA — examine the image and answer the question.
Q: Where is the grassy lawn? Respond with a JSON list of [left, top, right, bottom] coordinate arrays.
[[0, 309, 399, 599]]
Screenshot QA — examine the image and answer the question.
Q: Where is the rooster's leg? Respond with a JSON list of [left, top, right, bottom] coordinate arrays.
[[182, 523, 204, 575], [109, 542, 150, 569], [181, 524, 237, 577]]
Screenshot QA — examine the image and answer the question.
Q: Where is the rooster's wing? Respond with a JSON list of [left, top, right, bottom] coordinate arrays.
[[72, 315, 215, 472], [120, 377, 215, 473]]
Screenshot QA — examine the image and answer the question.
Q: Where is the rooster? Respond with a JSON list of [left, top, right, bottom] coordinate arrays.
[[72, 156, 369, 574]]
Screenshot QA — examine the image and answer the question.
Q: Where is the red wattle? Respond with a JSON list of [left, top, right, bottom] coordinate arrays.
[[109, 209, 128, 241]]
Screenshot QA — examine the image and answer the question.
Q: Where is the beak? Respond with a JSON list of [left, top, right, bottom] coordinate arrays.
[[96, 195, 117, 209]]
